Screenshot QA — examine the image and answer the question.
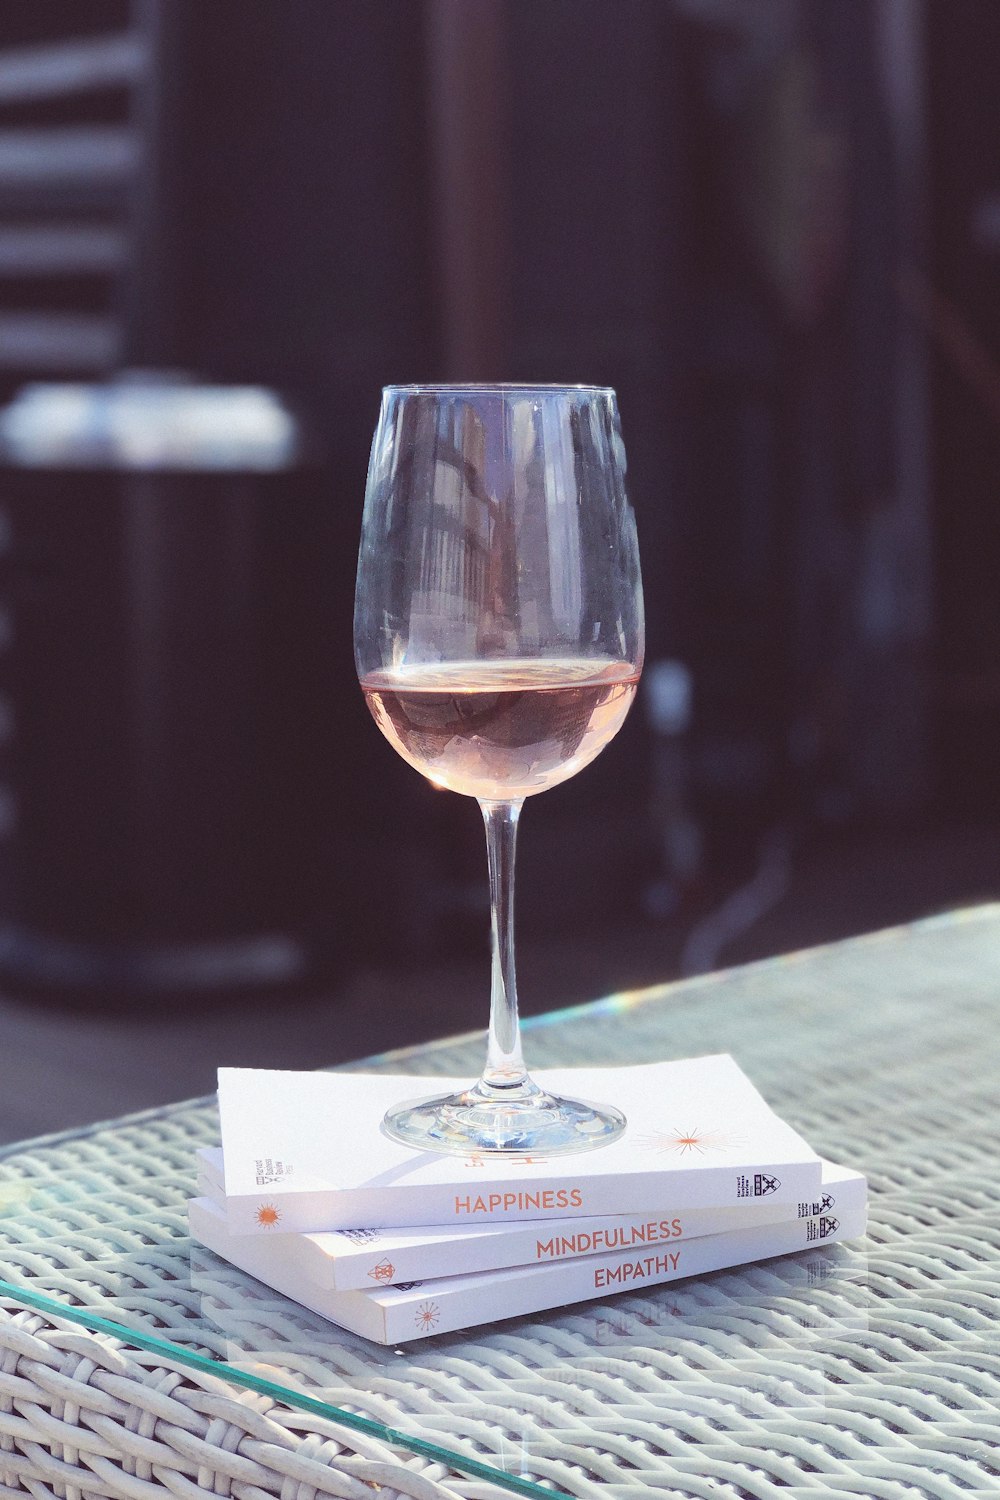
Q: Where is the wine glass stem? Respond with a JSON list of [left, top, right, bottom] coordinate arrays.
[[480, 798, 527, 1089]]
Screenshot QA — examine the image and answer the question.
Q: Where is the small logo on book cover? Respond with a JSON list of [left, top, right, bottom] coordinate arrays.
[[806, 1215, 840, 1241], [414, 1300, 440, 1332], [737, 1172, 781, 1198], [255, 1157, 293, 1187], [641, 1127, 740, 1156], [341, 1227, 382, 1245], [255, 1203, 281, 1228], [368, 1259, 396, 1282], [798, 1192, 836, 1219]]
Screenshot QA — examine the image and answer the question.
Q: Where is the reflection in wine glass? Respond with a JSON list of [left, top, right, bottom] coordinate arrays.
[[355, 385, 643, 1155]]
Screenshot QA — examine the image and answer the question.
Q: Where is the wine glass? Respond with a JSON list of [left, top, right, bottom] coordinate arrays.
[[354, 384, 644, 1155]]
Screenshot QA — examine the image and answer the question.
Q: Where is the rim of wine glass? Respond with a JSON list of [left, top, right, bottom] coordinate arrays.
[[382, 382, 616, 395]]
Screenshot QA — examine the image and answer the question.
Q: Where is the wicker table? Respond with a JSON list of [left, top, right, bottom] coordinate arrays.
[[2, 907, 999, 1499]]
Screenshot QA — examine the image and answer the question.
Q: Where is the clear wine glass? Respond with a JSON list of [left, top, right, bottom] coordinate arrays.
[[354, 384, 644, 1155]]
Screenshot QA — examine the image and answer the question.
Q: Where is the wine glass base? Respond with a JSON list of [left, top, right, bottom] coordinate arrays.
[[382, 1078, 626, 1157]]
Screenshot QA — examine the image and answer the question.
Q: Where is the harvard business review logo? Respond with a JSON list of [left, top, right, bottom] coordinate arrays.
[[806, 1215, 840, 1242], [737, 1172, 781, 1198], [798, 1192, 836, 1219]]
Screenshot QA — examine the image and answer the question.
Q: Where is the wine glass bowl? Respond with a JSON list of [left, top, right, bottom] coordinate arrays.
[[355, 384, 643, 1155], [360, 657, 640, 801]]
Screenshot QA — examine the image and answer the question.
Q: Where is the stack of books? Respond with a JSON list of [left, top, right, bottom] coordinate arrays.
[[189, 1054, 867, 1345]]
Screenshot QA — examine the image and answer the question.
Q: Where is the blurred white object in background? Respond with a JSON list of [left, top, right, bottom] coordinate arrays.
[[0, 372, 300, 471]]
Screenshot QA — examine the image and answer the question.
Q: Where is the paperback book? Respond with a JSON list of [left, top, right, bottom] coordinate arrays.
[[216, 1055, 824, 1235], [198, 1147, 861, 1290], [188, 1161, 867, 1345]]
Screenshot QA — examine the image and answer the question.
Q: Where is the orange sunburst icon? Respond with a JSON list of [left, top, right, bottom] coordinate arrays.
[[639, 1127, 742, 1156], [255, 1203, 282, 1228], [415, 1300, 440, 1332]]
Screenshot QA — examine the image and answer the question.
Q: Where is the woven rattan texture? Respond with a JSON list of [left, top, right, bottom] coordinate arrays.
[[2, 907, 999, 1498]]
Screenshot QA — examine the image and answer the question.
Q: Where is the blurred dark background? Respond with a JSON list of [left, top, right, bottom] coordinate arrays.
[[1, 0, 998, 1140]]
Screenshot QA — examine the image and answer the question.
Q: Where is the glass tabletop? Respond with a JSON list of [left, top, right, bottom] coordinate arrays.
[[2, 907, 998, 1497]]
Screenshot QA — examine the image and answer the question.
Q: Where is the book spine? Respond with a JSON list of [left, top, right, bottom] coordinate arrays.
[[222, 1155, 824, 1237], [379, 1205, 869, 1343], [200, 1171, 864, 1289]]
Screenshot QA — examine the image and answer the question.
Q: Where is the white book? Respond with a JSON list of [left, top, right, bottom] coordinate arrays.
[[197, 1146, 861, 1290], [188, 1163, 867, 1345], [216, 1055, 823, 1235]]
